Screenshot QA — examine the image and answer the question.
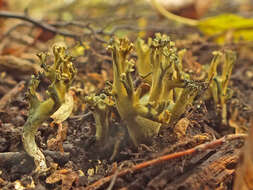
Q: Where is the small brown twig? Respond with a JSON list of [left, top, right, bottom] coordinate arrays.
[[0, 80, 25, 110], [85, 134, 247, 190], [51, 20, 91, 28], [0, 11, 80, 40]]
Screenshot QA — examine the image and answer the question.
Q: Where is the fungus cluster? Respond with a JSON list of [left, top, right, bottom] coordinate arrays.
[[86, 34, 207, 146], [22, 46, 76, 172]]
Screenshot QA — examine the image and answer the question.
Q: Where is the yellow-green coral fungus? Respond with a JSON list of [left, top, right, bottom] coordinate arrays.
[[108, 37, 161, 146], [207, 50, 236, 125], [22, 46, 76, 173], [84, 93, 113, 143], [106, 33, 203, 146], [87, 34, 232, 147]]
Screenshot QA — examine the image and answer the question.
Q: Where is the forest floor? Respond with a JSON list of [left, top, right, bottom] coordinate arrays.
[[0, 1, 253, 189]]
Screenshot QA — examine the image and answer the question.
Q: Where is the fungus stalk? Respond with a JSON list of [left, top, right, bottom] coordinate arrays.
[[169, 82, 199, 125], [207, 50, 236, 125], [22, 46, 76, 173], [108, 38, 161, 146], [220, 50, 236, 125], [85, 94, 112, 143]]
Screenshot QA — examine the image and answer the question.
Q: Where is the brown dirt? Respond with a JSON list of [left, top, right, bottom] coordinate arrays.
[[0, 1, 253, 190]]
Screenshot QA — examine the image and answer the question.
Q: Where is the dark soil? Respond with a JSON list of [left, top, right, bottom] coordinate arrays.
[[0, 1, 253, 190]]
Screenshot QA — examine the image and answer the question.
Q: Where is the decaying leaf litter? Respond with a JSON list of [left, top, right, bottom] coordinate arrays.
[[0, 0, 253, 189]]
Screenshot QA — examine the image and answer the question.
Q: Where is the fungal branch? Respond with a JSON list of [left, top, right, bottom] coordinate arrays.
[[149, 34, 184, 106], [22, 46, 76, 173], [135, 37, 152, 84], [108, 37, 161, 146], [136, 34, 200, 125], [84, 93, 113, 144], [207, 50, 236, 125]]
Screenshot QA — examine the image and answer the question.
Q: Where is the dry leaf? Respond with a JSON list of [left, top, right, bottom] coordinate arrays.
[[46, 169, 78, 190], [13, 177, 35, 190], [51, 90, 74, 124], [173, 118, 190, 139], [49, 90, 74, 153], [0, 177, 6, 186], [47, 123, 68, 153]]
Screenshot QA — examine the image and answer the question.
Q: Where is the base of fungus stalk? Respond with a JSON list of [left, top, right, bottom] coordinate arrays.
[[126, 115, 161, 146], [22, 127, 48, 173]]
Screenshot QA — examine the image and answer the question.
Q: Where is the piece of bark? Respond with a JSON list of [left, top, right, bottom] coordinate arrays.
[[110, 137, 244, 190], [234, 125, 253, 190], [163, 150, 239, 190]]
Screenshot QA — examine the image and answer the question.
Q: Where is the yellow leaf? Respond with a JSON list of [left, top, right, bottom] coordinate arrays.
[[71, 42, 89, 57], [173, 118, 190, 139], [198, 14, 253, 43]]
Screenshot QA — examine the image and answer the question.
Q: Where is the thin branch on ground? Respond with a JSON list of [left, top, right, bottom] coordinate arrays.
[[0, 11, 80, 39], [0, 11, 113, 47], [51, 20, 91, 28], [85, 134, 247, 190]]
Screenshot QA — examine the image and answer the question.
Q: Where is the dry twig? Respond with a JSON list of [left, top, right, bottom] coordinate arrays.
[[0, 11, 80, 39]]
